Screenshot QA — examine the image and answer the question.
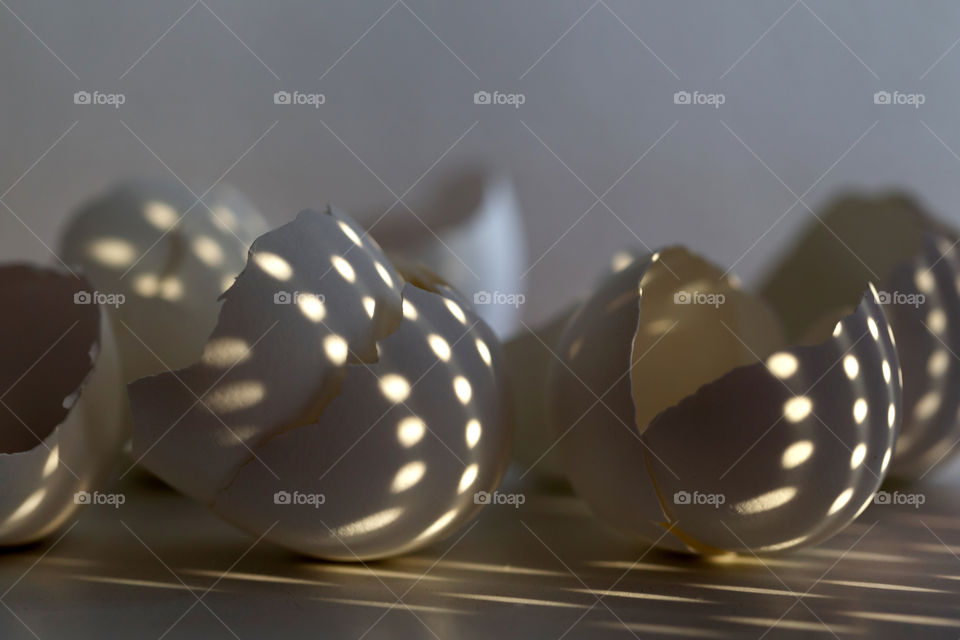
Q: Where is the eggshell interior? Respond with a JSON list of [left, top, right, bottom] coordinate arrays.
[[0, 266, 125, 545], [760, 194, 957, 478], [549, 247, 900, 553]]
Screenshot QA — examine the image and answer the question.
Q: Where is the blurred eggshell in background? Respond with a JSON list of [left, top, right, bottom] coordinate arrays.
[[59, 178, 269, 383], [760, 194, 958, 479], [369, 170, 527, 339], [0, 266, 125, 545], [129, 207, 512, 560], [548, 247, 900, 553]]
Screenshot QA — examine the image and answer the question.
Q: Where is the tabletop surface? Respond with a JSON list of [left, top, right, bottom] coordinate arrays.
[[1, 464, 959, 640]]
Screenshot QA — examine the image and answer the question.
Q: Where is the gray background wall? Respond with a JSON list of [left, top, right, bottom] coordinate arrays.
[[2, 0, 959, 324]]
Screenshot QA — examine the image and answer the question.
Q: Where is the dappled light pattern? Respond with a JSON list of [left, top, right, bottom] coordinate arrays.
[[128, 208, 512, 560], [59, 178, 268, 384], [0, 266, 126, 545], [759, 194, 960, 479], [549, 246, 900, 554], [8, 473, 960, 639]]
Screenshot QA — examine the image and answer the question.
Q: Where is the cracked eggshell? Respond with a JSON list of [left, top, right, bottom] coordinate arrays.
[[59, 178, 269, 383], [370, 170, 527, 338], [129, 207, 512, 560], [548, 247, 900, 554], [760, 194, 957, 479], [0, 266, 125, 545], [506, 251, 647, 479]]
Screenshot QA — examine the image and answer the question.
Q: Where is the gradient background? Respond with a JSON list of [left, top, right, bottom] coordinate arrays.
[[2, 0, 960, 327]]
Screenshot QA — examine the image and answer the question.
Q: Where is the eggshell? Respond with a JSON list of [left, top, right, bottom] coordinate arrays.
[[0, 265, 125, 545], [548, 247, 900, 553], [59, 178, 269, 383], [370, 171, 527, 338], [760, 194, 958, 479], [128, 207, 512, 560]]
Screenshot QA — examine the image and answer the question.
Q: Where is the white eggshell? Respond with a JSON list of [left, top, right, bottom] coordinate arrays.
[[129, 207, 512, 560], [760, 194, 959, 479], [0, 266, 125, 545], [371, 171, 527, 338], [59, 178, 269, 383], [549, 247, 900, 553]]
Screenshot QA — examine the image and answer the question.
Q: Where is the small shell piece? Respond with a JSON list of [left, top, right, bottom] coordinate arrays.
[[548, 247, 899, 553], [0, 266, 125, 545], [59, 179, 268, 382], [760, 194, 959, 479], [129, 208, 512, 560]]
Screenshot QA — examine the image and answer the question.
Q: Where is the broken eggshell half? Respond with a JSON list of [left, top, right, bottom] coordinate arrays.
[[128, 207, 512, 560], [0, 265, 125, 545], [59, 178, 269, 384], [548, 247, 900, 554], [369, 170, 527, 339], [760, 194, 959, 479]]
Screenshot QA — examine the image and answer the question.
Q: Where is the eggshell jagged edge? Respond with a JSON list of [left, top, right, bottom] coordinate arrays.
[[373, 172, 527, 339], [0, 266, 126, 545], [549, 248, 900, 554], [642, 283, 900, 553], [128, 206, 404, 504], [128, 207, 513, 559], [214, 279, 512, 560], [756, 193, 958, 479]]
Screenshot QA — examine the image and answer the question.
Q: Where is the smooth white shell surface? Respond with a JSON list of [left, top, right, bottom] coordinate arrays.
[[59, 178, 268, 383], [129, 208, 512, 560]]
